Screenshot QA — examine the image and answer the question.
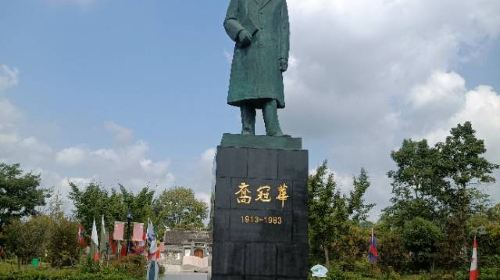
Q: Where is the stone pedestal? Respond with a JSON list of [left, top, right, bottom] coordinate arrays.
[[212, 135, 308, 280]]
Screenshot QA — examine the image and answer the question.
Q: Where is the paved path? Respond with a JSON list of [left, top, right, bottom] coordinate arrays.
[[161, 272, 208, 280]]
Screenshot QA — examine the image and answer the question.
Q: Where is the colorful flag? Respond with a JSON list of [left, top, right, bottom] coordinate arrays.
[[90, 219, 100, 262], [147, 261, 159, 280], [113, 221, 125, 241], [132, 222, 144, 241], [99, 216, 109, 260], [146, 219, 159, 280], [77, 225, 86, 248], [368, 228, 379, 264], [110, 236, 117, 255], [470, 236, 478, 280], [146, 219, 158, 261], [121, 242, 127, 257]]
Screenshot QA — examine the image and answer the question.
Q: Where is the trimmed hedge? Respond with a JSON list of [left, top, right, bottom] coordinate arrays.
[[0, 270, 138, 280]]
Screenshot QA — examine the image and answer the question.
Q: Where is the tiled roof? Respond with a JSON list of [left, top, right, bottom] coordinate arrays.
[[164, 230, 211, 245]]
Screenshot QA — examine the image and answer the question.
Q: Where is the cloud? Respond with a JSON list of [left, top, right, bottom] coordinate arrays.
[[0, 73, 176, 202], [284, 0, 500, 138], [186, 148, 216, 204], [0, 65, 19, 92], [280, 0, 500, 217], [54, 140, 176, 190], [105, 121, 133, 143], [0, 99, 22, 131], [56, 147, 87, 166], [407, 72, 500, 155], [408, 72, 465, 109], [3, 1, 500, 220], [410, 76, 500, 199]]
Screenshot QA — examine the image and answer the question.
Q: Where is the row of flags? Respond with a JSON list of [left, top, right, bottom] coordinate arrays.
[[79, 218, 162, 263], [79, 221, 479, 279], [81, 217, 161, 279]]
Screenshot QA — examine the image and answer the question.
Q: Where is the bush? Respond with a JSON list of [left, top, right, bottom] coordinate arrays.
[[78, 254, 147, 279], [0, 267, 139, 280], [378, 230, 410, 273], [480, 267, 500, 280], [353, 258, 382, 278], [79, 257, 101, 274], [108, 255, 147, 278], [3, 216, 52, 265], [47, 217, 80, 267], [402, 218, 442, 272]]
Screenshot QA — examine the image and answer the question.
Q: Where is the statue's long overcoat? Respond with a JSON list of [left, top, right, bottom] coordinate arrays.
[[224, 0, 290, 109]]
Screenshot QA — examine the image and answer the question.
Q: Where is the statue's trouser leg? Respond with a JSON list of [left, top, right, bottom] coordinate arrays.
[[240, 105, 256, 135], [263, 99, 283, 136]]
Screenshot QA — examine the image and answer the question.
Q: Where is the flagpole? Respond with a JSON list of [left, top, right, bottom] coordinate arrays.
[[126, 209, 132, 256], [371, 228, 374, 274], [470, 235, 478, 280]]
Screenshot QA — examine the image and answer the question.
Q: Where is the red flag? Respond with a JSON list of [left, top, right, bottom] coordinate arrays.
[[121, 242, 127, 257], [113, 222, 125, 241], [93, 251, 100, 262], [132, 223, 144, 241], [470, 236, 478, 280], [77, 225, 86, 248], [109, 236, 117, 255]]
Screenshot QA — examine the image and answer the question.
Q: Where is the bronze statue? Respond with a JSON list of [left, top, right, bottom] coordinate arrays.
[[224, 0, 290, 136]]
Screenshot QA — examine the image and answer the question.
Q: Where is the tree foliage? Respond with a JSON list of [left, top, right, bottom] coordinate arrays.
[[308, 161, 338, 266], [47, 216, 80, 267], [308, 161, 374, 266], [69, 182, 207, 241], [348, 168, 375, 223], [153, 187, 208, 231], [69, 183, 155, 234], [383, 121, 499, 269], [4, 215, 51, 265], [402, 217, 443, 271], [0, 163, 49, 232]]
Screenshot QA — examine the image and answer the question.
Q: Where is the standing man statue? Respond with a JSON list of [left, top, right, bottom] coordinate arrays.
[[224, 0, 290, 137]]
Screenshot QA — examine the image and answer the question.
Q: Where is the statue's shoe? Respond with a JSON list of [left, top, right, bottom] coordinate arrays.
[[241, 130, 255, 135]]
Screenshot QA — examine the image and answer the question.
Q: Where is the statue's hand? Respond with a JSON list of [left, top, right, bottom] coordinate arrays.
[[238, 30, 252, 48], [279, 58, 288, 72]]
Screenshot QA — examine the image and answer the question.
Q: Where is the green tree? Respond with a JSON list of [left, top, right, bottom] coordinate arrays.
[[467, 203, 500, 269], [436, 122, 499, 267], [308, 161, 338, 266], [384, 139, 444, 227], [402, 217, 443, 271], [45, 194, 80, 267], [69, 182, 114, 233], [120, 185, 155, 225], [69, 182, 156, 238], [376, 223, 409, 272], [0, 163, 49, 232], [4, 215, 52, 266], [348, 168, 375, 223], [153, 187, 208, 231], [383, 122, 499, 269], [309, 162, 375, 266], [47, 216, 80, 267]]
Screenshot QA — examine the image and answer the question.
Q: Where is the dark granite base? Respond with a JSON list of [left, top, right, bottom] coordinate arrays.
[[221, 133, 302, 150], [212, 145, 309, 280]]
